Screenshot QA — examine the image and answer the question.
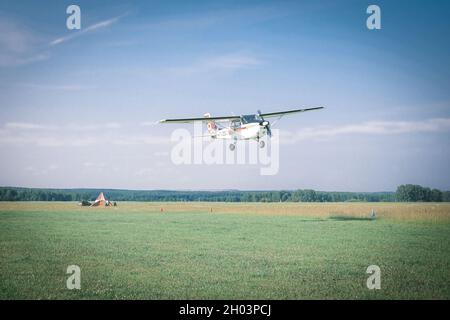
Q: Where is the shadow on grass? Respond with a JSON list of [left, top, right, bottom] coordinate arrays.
[[295, 218, 327, 223], [328, 215, 376, 222]]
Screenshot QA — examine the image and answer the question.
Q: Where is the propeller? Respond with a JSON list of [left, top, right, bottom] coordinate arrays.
[[257, 109, 272, 138]]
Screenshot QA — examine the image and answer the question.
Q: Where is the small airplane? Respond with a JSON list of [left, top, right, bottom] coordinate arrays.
[[159, 107, 324, 150]]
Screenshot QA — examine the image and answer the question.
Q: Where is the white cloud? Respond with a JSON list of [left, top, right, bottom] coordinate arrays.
[[67, 122, 122, 131], [2, 118, 449, 148], [83, 162, 106, 168], [0, 17, 49, 67], [154, 151, 169, 157], [168, 53, 263, 76], [48, 164, 59, 170], [0, 13, 124, 67], [111, 135, 170, 146], [0, 121, 168, 147], [21, 164, 59, 176], [0, 20, 34, 53], [140, 5, 289, 31], [18, 83, 95, 91], [134, 168, 155, 176], [50, 16, 122, 46], [140, 121, 159, 127], [281, 118, 450, 143], [0, 52, 49, 67], [4, 122, 56, 130], [3, 122, 122, 132]]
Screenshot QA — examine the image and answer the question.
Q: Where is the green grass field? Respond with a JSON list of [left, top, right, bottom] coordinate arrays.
[[1, 202, 449, 299]]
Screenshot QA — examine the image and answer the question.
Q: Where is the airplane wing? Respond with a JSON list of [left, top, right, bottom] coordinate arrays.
[[159, 107, 324, 123], [159, 115, 240, 124], [260, 107, 324, 118]]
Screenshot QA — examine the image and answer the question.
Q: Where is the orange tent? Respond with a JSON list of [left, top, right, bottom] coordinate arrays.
[[91, 192, 107, 206]]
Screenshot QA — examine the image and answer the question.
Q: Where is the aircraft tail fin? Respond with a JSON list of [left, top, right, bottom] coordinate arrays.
[[204, 113, 217, 137]]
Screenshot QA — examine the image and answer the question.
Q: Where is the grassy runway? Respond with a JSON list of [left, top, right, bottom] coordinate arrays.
[[0, 202, 449, 299]]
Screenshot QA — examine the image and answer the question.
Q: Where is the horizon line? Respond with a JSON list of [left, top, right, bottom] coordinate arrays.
[[1, 185, 437, 194]]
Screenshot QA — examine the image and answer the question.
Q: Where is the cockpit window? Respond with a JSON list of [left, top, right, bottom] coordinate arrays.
[[241, 114, 261, 124], [230, 120, 241, 128]]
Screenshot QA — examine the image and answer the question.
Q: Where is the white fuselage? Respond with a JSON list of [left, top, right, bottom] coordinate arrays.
[[214, 122, 266, 141]]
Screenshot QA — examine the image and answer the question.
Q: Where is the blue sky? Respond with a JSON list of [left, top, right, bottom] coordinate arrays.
[[0, 0, 449, 191]]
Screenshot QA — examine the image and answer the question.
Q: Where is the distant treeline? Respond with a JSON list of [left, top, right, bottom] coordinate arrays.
[[0, 185, 448, 202]]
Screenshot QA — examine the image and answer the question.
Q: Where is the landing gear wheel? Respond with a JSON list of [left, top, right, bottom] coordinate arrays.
[[259, 140, 265, 148], [229, 143, 236, 151]]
